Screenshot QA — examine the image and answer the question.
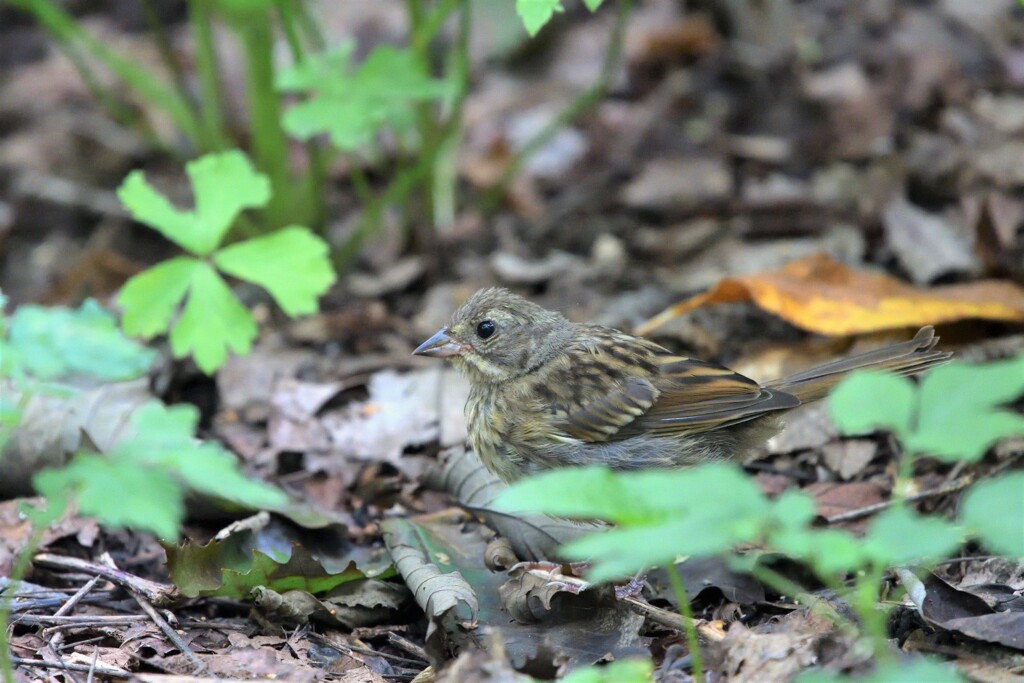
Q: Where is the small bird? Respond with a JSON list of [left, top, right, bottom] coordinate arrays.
[[413, 287, 951, 484]]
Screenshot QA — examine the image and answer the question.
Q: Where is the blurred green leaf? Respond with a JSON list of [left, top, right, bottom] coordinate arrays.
[[170, 263, 258, 374], [214, 226, 336, 316], [119, 257, 200, 339], [796, 656, 964, 682], [961, 473, 1024, 558], [33, 402, 285, 541], [279, 44, 450, 151], [516, 0, 563, 35], [829, 371, 915, 438], [6, 299, 155, 381], [907, 358, 1024, 462], [582, 0, 605, 11], [118, 150, 270, 256], [560, 658, 653, 683], [35, 456, 184, 539], [863, 507, 963, 567]]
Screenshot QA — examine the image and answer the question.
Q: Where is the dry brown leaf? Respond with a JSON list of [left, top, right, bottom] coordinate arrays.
[[637, 252, 1024, 336]]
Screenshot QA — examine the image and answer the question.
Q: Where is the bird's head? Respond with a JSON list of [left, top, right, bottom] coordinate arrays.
[[413, 287, 572, 383]]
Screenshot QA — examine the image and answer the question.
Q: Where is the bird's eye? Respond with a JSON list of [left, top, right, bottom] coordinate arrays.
[[476, 320, 496, 339]]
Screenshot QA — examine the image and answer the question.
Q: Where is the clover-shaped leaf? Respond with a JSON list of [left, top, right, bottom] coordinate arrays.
[[170, 263, 259, 374], [280, 44, 450, 152], [116, 151, 336, 374], [214, 226, 335, 316], [118, 150, 270, 256]]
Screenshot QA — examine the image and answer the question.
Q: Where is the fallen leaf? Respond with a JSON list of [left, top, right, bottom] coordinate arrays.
[[637, 252, 1024, 336]]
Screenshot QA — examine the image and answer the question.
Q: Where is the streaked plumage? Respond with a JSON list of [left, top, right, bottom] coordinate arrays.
[[414, 287, 951, 483]]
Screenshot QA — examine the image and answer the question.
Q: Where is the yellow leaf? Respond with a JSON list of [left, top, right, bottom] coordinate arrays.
[[637, 253, 1024, 337]]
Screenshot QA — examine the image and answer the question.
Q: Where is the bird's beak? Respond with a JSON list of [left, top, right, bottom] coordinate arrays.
[[413, 328, 467, 358]]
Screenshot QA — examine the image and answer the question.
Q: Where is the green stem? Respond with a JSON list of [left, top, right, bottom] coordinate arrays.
[[236, 6, 293, 229], [432, 0, 471, 234], [348, 159, 375, 207], [667, 563, 704, 683], [142, 0, 197, 123], [481, 0, 632, 211], [277, 0, 328, 229], [9, 0, 204, 149], [188, 0, 230, 151], [855, 563, 894, 662], [293, 0, 326, 52]]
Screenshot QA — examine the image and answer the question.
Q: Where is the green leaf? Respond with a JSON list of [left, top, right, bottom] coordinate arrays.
[[829, 370, 916, 438], [863, 506, 963, 567], [35, 455, 185, 540], [6, 299, 155, 380], [961, 473, 1024, 557], [582, 0, 605, 11], [516, 0, 563, 35], [166, 539, 388, 598], [214, 227, 336, 316], [279, 44, 450, 152], [34, 402, 286, 541], [125, 403, 287, 511], [496, 463, 766, 528], [907, 358, 1024, 462], [522, 464, 772, 581], [117, 150, 270, 256], [796, 656, 965, 683], [170, 262, 258, 374], [118, 256, 200, 338], [188, 151, 271, 253], [560, 659, 653, 683]]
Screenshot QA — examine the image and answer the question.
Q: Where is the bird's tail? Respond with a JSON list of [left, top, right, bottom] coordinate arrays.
[[767, 326, 953, 403]]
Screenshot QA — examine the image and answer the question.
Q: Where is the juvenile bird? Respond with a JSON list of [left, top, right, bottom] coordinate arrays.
[[413, 288, 951, 484]]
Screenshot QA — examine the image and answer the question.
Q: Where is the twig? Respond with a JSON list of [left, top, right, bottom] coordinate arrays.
[[96, 554, 208, 677], [33, 553, 178, 607], [825, 474, 977, 524], [387, 632, 430, 662], [9, 657, 130, 679], [44, 576, 103, 683], [17, 615, 145, 626]]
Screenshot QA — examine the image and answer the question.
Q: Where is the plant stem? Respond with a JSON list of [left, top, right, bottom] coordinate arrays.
[[277, 0, 328, 229], [142, 0, 197, 125], [9, 0, 204, 148], [188, 0, 230, 151], [433, 0, 471, 234], [235, 5, 294, 229], [667, 562, 704, 683], [481, 0, 633, 211], [293, 0, 326, 52]]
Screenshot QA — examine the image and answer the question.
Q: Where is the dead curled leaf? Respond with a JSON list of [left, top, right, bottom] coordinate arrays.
[[637, 252, 1024, 336], [423, 446, 590, 562]]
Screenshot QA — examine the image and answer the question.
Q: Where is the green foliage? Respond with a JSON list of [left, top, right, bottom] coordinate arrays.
[[278, 43, 451, 152], [829, 358, 1024, 462], [516, 0, 605, 36], [33, 402, 287, 540], [500, 358, 1021, 678], [558, 658, 653, 683], [166, 539, 393, 598], [961, 472, 1024, 558], [117, 150, 336, 373], [796, 657, 965, 683], [4, 299, 155, 381]]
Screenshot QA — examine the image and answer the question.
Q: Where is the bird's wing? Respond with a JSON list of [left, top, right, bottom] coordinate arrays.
[[630, 354, 801, 435], [552, 331, 799, 442]]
